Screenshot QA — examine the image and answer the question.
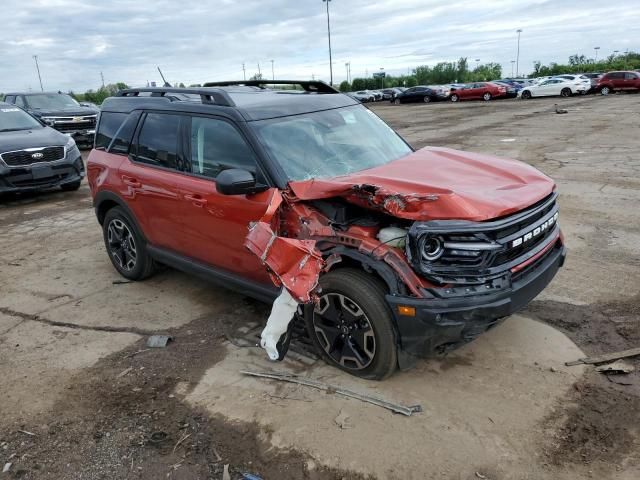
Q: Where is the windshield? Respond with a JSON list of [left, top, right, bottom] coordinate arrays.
[[0, 107, 43, 132], [26, 94, 80, 110], [252, 105, 412, 181]]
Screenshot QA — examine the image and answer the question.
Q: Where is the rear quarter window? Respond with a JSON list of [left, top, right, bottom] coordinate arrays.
[[95, 112, 127, 150]]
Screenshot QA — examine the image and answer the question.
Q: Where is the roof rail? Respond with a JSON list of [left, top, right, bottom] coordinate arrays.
[[116, 87, 235, 107], [202, 80, 339, 94]]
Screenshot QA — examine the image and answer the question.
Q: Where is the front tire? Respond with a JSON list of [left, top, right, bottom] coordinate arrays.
[[450, 93, 459, 102], [601, 86, 611, 95], [483, 92, 492, 101], [394, 98, 401, 105], [304, 269, 397, 380], [423, 95, 432, 103], [521, 90, 532, 99], [102, 207, 156, 281]]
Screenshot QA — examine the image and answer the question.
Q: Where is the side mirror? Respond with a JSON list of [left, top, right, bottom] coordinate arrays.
[[216, 168, 265, 195]]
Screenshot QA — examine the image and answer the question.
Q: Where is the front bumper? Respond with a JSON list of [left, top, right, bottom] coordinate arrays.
[[0, 146, 85, 193], [386, 241, 566, 369]]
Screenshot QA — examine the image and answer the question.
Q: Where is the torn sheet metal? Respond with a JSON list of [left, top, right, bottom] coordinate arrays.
[[244, 190, 325, 303], [243, 190, 325, 361]]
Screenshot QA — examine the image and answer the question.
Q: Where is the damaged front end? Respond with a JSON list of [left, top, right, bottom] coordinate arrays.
[[245, 162, 565, 371]]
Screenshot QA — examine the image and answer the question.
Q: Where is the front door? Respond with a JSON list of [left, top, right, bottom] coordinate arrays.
[[175, 114, 274, 285]]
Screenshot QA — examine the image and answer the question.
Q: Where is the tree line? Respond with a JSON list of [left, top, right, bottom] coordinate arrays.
[[59, 51, 640, 102]]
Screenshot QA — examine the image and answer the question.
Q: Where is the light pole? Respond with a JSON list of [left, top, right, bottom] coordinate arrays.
[[257, 62, 261, 78], [32, 55, 43, 92], [510, 60, 515, 78], [515, 29, 522, 77], [379, 68, 384, 88], [475, 58, 480, 69], [271, 59, 274, 80], [345, 62, 350, 84], [594, 46, 600, 63], [242, 63, 246, 80], [322, 0, 333, 85]]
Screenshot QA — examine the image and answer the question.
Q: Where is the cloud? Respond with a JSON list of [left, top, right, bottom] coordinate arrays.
[[0, 0, 638, 92]]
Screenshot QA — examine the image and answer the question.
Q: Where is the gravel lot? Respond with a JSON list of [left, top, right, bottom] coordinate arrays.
[[1, 94, 639, 479]]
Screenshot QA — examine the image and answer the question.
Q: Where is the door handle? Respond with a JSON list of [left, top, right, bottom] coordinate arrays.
[[122, 176, 142, 188], [184, 193, 208, 207]]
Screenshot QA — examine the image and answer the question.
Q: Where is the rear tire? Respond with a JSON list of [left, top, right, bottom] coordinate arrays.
[[102, 207, 156, 281], [483, 92, 492, 101], [304, 268, 398, 380], [450, 93, 459, 102], [560, 88, 572, 97], [60, 180, 81, 191]]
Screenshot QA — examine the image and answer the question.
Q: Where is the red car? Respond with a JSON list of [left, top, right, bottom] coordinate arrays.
[[88, 81, 564, 380], [450, 82, 507, 102], [596, 71, 640, 95]]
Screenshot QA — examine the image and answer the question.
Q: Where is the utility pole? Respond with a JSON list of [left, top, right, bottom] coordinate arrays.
[[271, 59, 274, 80], [257, 62, 261, 78], [516, 29, 522, 77], [594, 46, 600, 62], [345, 62, 350, 83], [475, 58, 480, 69], [242, 63, 246, 81], [32, 55, 43, 92], [510, 60, 515, 78], [100, 71, 105, 88], [322, 0, 333, 85]]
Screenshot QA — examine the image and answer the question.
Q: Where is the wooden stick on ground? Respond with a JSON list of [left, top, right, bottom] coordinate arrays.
[[565, 347, 640, 366]]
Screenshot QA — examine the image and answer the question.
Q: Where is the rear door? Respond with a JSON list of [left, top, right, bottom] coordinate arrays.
[[611, 72, 625, 89], [119, 111, 190, 253], [173, 114, 275, 284]]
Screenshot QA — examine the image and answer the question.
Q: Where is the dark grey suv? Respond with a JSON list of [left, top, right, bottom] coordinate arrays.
[[0, 103, 84, 193]]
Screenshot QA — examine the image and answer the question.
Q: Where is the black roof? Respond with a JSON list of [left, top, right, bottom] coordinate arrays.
[[102, 81, 359, 122]]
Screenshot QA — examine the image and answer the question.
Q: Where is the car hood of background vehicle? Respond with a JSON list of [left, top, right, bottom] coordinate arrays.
[[289, 147, 555, 221], [0, 127, 68, 153], [30, 107, 99, 117]]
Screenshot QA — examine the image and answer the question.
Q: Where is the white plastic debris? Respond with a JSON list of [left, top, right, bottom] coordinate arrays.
[[261, 289, 299, 360], [3, 463, 12, 473], [376, 227, 407, 248]]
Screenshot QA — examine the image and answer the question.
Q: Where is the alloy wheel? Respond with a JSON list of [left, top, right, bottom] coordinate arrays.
[[601, 86, 610, 95], [107, 219, 137, 271], [312, 293, 376, 370]]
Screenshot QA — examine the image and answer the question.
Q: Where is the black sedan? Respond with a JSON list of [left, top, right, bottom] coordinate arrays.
[[392, 86, 446, 104]]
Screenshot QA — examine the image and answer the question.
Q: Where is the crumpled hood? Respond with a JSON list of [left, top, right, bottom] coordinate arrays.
[[289, 146, 555, 221]]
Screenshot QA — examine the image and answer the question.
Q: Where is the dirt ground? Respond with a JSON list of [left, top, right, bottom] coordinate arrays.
[[1, 93, 639, 479]]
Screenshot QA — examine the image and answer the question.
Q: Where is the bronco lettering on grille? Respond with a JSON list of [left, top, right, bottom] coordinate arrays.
[[511, 212, 559, 248]]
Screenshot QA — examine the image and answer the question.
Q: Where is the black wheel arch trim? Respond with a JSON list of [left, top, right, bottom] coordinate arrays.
[[94, 190, 148, 243]]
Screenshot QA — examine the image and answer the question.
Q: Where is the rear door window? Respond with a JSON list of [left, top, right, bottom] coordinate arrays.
[[15, 96, 25, 108], [95, 112, 127, 150], [625, 72, 638, 80], [134, 113, 186, 171]]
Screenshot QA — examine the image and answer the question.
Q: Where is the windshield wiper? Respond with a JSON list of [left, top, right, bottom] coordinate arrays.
[[0, 127, 31, 132]]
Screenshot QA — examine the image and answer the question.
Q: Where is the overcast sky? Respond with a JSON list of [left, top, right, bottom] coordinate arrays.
[[1, 0, 638, 92]]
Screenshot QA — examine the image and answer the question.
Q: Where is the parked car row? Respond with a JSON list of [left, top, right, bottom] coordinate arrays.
[[383, 70, 640, 105]]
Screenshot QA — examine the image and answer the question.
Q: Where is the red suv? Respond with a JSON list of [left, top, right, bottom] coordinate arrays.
[[449, 82, 507, 102], [597, 71, 640, 95], [88, 81, 565, 380]]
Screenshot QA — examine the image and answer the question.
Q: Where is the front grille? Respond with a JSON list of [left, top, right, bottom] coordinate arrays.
[[1, 146, 65, 166], [54, 120, 95, 132], [407, 192, 560, 284]]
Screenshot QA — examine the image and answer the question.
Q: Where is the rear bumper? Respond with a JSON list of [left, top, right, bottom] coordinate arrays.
[[0, 148, 85, 193], [386, 241, 566, 369]]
